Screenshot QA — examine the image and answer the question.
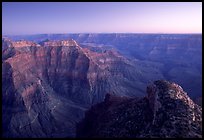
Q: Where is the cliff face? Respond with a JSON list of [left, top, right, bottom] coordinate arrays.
[[6, 34, 202, 99], [2, 39, 95, 137], [2, 39, 160, 137], [76, 80, 202, 138]]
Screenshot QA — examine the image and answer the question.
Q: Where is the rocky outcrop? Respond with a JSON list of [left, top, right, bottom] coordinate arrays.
[[76, 80, 202, 138], [43, 39, 78, 47], [2, 39, 92, 137], [12, 40, 40, 48], [2, 38, 16, 60]]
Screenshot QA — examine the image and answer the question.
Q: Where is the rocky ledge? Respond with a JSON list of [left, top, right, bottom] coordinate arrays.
[[76, 80, 202, 138], [12, 40, 40, 48], [43, 39, 79, 47]]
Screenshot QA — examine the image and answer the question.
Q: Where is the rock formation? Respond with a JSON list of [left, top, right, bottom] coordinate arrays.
[[2, 38, 161, 137], [6, 33, 202, 99], [76, 80, 202, 138]]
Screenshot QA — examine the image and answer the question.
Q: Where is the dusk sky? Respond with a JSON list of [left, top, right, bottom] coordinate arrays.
[[2, 2, 202, 35]]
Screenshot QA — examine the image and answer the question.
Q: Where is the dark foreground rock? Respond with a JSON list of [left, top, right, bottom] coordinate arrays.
[[76, 80, 202, 138]]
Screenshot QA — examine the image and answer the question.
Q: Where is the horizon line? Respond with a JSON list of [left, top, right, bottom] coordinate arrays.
[[3, 32, 202, 36]]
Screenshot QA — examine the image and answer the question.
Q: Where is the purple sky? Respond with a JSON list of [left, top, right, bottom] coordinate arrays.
[[2, 2, 202, 35]]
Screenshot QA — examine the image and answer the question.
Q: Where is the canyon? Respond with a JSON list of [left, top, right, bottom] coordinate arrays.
[[2, 34, 202, 138], [6, 34, 202, 99]]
